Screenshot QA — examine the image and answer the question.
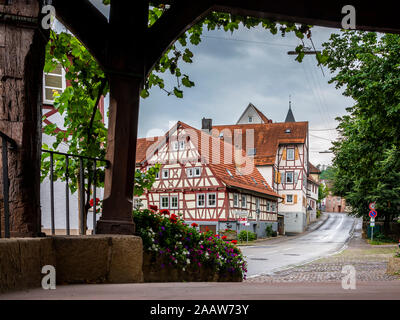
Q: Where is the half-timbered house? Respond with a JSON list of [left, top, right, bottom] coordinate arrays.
[[135, 121, 281, 237], [208, 103, 320, 234]]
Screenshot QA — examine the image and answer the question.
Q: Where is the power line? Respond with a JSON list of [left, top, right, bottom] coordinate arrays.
[[202, 35, 323, 49]]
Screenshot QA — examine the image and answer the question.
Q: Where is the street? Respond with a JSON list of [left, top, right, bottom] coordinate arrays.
[[242, 212, 356, 277]]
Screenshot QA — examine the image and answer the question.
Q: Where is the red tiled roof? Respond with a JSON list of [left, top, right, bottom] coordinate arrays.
[[137, 121, 280, 199], [212, 122, 308, 165], [309, 162, 321, 174], [252, 105, 272, 124], [136, 136, 162, 164]]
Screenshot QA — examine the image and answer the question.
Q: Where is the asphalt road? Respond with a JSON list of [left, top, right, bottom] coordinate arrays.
[[242, 212, 356, 277]]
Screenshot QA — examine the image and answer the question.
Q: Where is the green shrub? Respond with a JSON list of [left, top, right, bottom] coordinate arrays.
[[271, 230, 277, 237], [238, 230, 257, 242], [265, 225, 273, 237], [316, 209, 321, 218]]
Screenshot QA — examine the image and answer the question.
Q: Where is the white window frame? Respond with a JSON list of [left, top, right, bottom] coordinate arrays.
[[179, 140, 185, 150], [173, 141, 179, 151], [286, 194, 293, 203], [266, 201, 270, 212], [186, 168, 193, 178], [162, 169, 169, 179], [170, 195, 179, 209], [241, 194, 247, 208], [43, 63, 66, 105], [207, 193, 216, 207], [248, 116, 253, 123], [286, 171, 294, 184], [287, 148, 295, 160], [256, 198, 260, 210], [233, 194, 239, 207], [194, 167, 202, 177], [271, 202, 276, 212], [155, 171, 160, 180], [197, 193, 205, 208], [160, 196, 169, 209]]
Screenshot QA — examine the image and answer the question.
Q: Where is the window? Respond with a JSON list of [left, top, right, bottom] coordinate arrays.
[[247, 148, 256, 156], [287, 194, 293, 203], [160, 196, 169, 209], [179, 141, 185, 150], [133, 198, 142, 209], [226, 168, 234, 178], [170, 196, 178, 209], [256, 198, 260, 210], [43, 63, 66, 104], [162, 169, 169, 179], [155, 171, 159, 180], [286, 172, 294, 184], [266, 201, 270, 211], [197, 194, 205, 207], [241, 194, 247, 208], [271, 202, 276, 212], [287, 148, 295, 160], [186, 168, 193, 178], [173, 141, 179, 150], [207, 193, 216, 207], [233, 194, 239, 207], [194, 167, 201, 177], [248, 116, 253, 123]]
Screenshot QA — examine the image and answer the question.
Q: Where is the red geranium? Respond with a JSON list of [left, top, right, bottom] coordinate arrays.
[[89, 198, 100, 207], [169, 213, 178, 223], [231, 240, 238, 244], [222, 235, 227, 240], [149, 205, 158, 211], [160, 209, 170, 215], [191, 222, 198, 227]]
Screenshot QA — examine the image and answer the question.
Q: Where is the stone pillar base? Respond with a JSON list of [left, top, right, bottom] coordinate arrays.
[[96, 219, 136, 235]]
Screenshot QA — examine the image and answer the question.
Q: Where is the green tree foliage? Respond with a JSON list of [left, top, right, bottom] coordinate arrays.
[[322, 31, 400, 230], [318, 184, 329, 205], [319, 166, 336, 180]]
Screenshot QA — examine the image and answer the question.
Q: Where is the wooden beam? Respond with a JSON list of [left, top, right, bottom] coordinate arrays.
[[145, 0, 213, 76], [52, 0, 109, 66]]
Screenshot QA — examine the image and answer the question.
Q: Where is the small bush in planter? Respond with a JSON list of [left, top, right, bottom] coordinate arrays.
[[265, 225, 273, 237], [238, 230, 257, 242]]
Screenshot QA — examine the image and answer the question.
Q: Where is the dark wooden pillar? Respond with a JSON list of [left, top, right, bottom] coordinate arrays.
[[0, 0, 48, 237], [96, 0, 148, 234]]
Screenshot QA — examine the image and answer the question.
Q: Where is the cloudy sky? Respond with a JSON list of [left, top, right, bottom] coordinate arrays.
[[90, 1, 354, 167]]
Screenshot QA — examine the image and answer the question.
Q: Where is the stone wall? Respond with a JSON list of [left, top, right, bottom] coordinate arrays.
[[0, 235, 143, 293], [142, 252, 242, 282]]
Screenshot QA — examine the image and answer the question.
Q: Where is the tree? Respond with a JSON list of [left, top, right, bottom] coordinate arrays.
[[322, 31, 400, 233], [41, 4, 318, 233], [318, 183, 329, 206]]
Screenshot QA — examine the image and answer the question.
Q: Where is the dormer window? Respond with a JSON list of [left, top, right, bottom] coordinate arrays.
[[247, 148, 256, 156], [248, 116, 253, 123], [287, 148, 295, 160]]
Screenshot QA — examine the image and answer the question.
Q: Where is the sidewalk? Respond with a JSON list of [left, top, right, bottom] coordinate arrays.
[[1, 280, 399, 300]]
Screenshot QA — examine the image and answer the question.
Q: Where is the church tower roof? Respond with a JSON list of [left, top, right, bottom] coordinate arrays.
[[285, 97, 296, 122]]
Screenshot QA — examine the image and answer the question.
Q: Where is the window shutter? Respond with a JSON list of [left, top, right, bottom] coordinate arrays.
[[294, 171, 299, 184], [282, 148, 286, 160], [295, 148, 299, 160], [277, 172, 281, 183], [294, 195, 298, 204], [282, 194, 285, 204]]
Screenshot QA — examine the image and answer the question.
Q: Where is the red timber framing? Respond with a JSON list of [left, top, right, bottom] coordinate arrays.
[[136, 121, 280, 225], [3, 0, 400, 235]]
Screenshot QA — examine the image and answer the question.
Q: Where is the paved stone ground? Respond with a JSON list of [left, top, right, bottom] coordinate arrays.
[[245, 228, 400, 283]]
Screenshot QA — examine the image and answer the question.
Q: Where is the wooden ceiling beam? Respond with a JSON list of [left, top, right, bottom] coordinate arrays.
[[145, 0, 213, 76], [52, 0, 109, 66]]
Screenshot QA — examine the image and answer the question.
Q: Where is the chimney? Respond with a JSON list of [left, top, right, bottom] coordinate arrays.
[[202, 117, 212, 134]]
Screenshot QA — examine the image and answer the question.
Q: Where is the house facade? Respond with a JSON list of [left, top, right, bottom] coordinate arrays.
[[135, 121, 282, 237], [208, 103, 321, 234], [41, 62, 104, 234]]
